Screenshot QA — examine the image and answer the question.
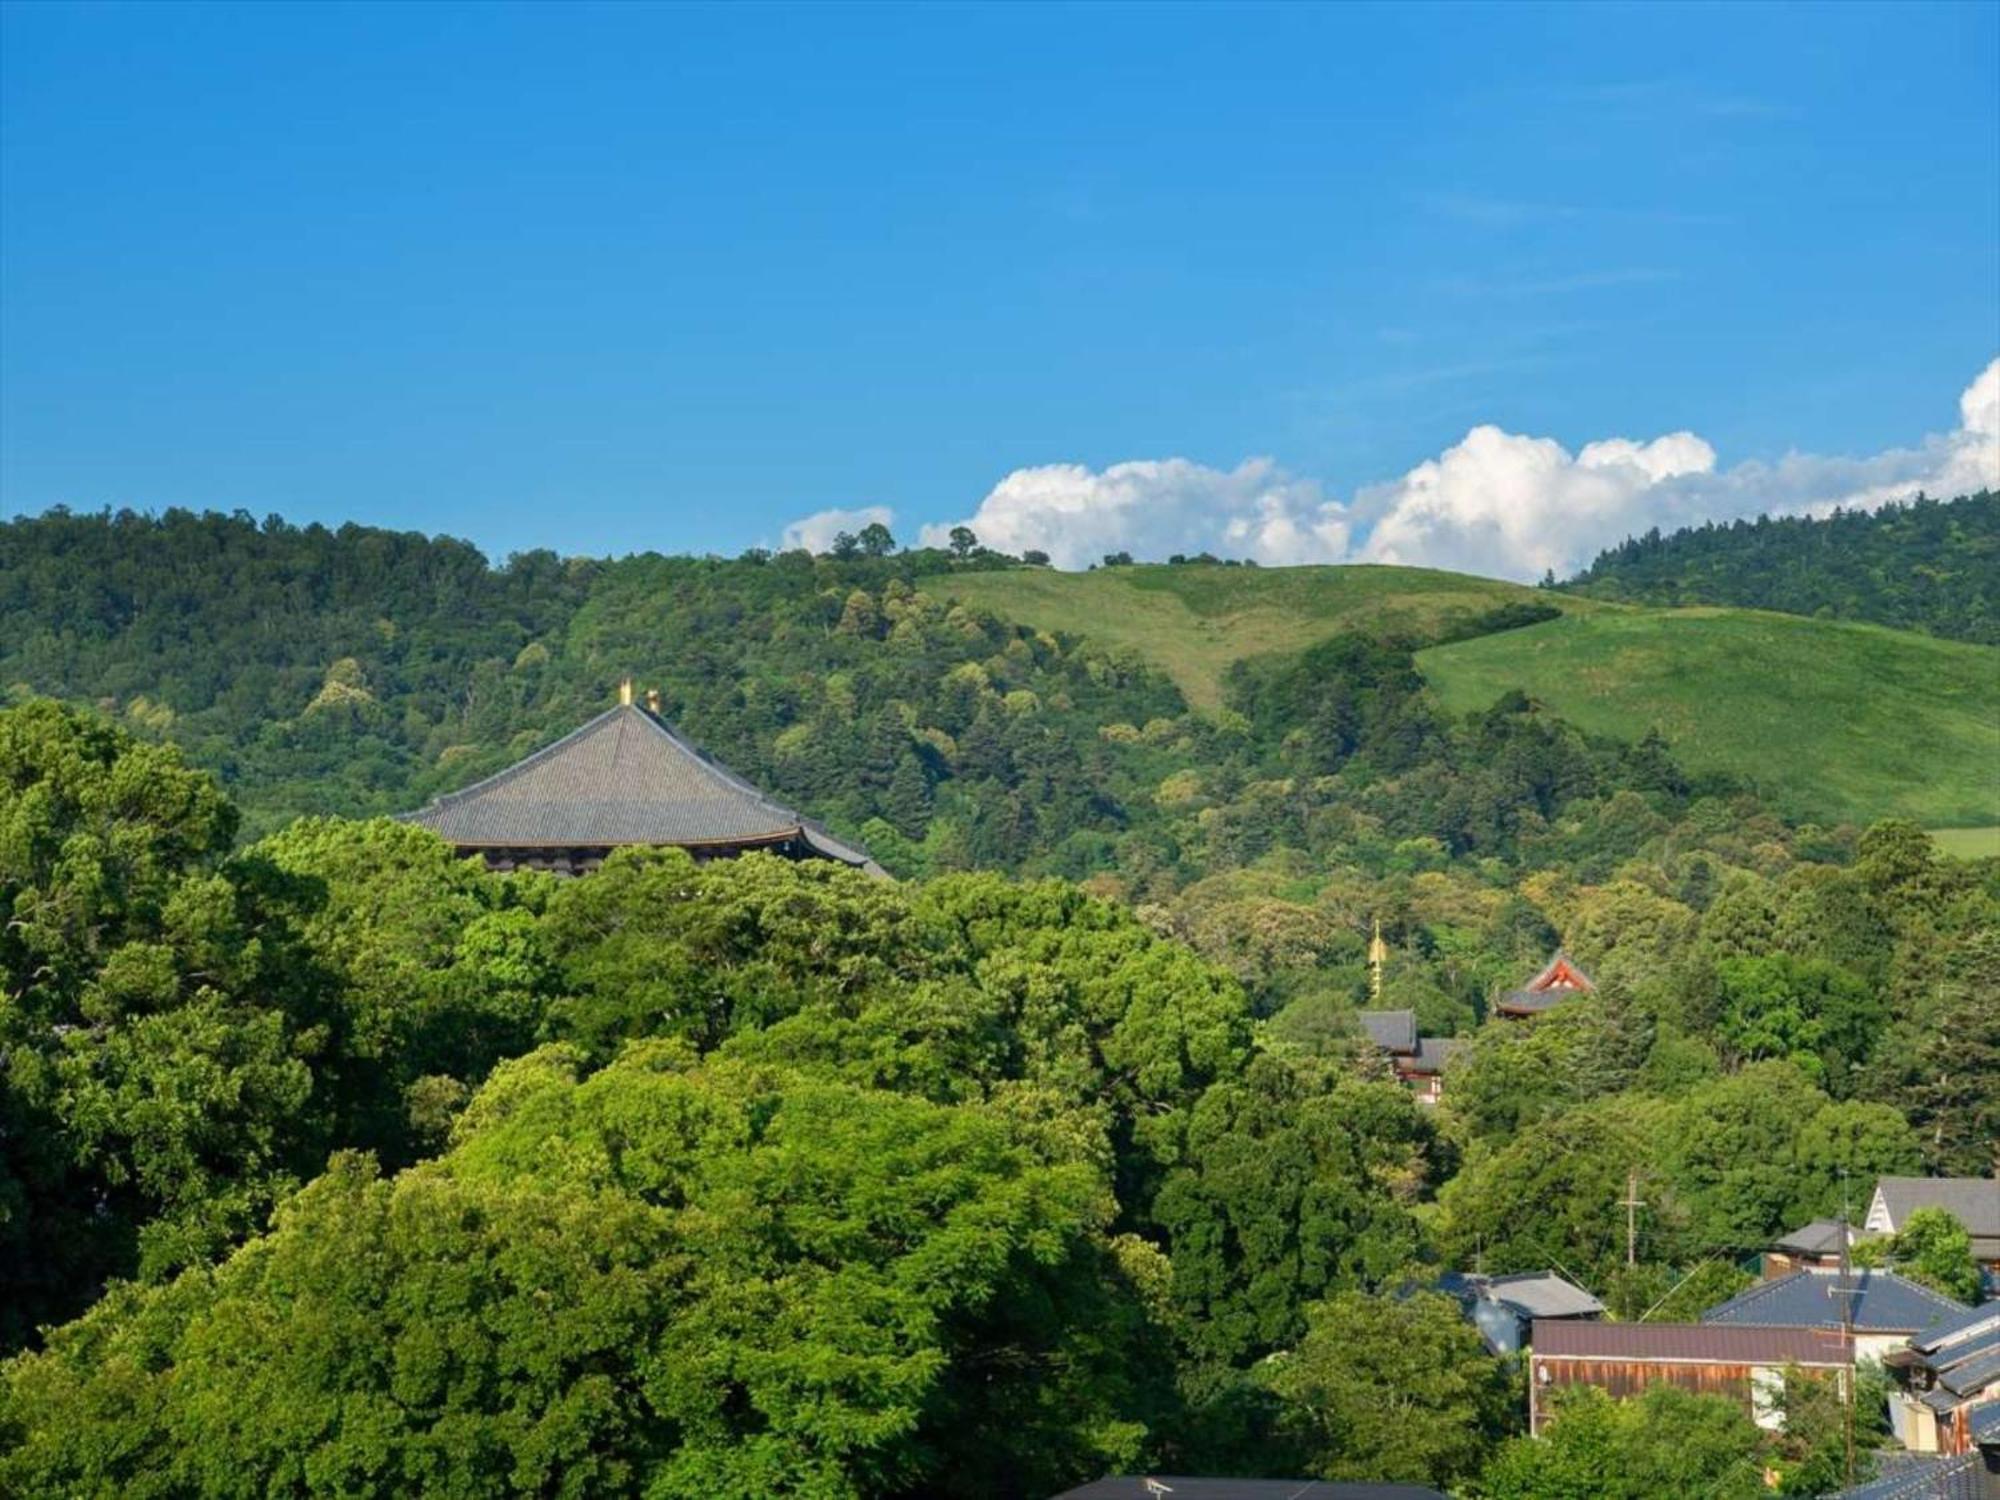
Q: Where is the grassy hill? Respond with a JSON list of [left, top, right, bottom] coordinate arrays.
[[1419, 608, 1999, 828], [944, 563, 1600, 709], [945, 563, 1999, 830]]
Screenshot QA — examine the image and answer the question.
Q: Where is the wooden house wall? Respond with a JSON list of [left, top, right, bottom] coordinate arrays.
[[1537, 1357, 1755, 1412], [1530, 1357, 1846, 1434]]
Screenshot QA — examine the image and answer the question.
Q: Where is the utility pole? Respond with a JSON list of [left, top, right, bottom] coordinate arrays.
[[1618, 1170, 1645, 1267], [1838, 1170, 1856, 1489]]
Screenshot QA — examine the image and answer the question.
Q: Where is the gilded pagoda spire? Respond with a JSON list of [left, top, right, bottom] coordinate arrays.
[[1368, 916, 1388, 1002]]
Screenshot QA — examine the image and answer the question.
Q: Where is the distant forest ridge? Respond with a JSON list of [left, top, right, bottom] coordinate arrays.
[[1560, 489, 1998, 643], [2, 498, 1994, 859]]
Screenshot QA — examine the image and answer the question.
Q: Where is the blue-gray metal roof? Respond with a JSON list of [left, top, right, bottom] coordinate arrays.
[[1699, 1269, 1967, 1335]]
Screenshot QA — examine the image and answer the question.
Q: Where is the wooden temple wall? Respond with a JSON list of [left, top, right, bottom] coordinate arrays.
[[471, 840, 815, 876]]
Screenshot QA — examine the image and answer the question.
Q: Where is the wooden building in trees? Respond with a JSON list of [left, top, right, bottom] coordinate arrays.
[[1493, 951, 1596, 1019], [1356, 1010, 1465, 1105], [402, 682, 882, 876], [1527, 1321, 1850, 1435]]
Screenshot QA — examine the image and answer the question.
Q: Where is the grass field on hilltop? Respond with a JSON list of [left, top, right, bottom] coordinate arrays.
[[1930, 826, 2000, 860], [1418, 608, 2000, 828], [945, 563, 1602, 709]]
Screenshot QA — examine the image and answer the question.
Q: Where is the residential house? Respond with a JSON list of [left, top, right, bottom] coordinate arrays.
[[1763, 1217, 1873, 1278], [1493, 951, 1595, 1019], [1699, 1267, 1967, 1364], [1526, 1321, 1850, 1435], [1439, 1270, 1605, 1356], [1866, 1178, 2000, 1295], [1881, 1299, 2000, 1456], [1826, 1410, 2000, 1499]]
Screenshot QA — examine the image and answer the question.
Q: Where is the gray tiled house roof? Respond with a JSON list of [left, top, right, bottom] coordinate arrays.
[[1701, 1269, 1967, 1336], [1483, 1271, 1606, 1319], [402, 704, 881, 873], [1773, 1217, 1872, 1256], [1827, 1449, 2000, 1500], [1873, 1178, 2000, 1257]]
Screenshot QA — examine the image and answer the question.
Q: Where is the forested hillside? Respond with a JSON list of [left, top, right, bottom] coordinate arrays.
[[1562, 489, 2000, 642], [10, 507, 1994, 879], [3, 701, 1994, 1497]]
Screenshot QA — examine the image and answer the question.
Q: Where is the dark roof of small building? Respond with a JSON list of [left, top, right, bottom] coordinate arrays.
[[1700, 1269, 1967, 1336], [1356, 1009, 1418, 1055], [401, 703, 881, 873], [1403, 1037, 1466, 1076], [1774, 1218, 1864, 1256], [1874, 1177, 2000, 1240], [1827, 1449, 2000, 1500], [1047, 1482, 1449, 1500], [1973, 1402, 2000, 1445], [1531, 1319, 1850, 1365], [1483, 1271, 1607, 1320]]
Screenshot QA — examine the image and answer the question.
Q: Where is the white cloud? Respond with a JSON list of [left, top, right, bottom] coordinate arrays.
[[1358, 357, 2000, 577], [912, 358, 1997, 581], [919, 457, 1350, 571], [779, 504, 894, 554]]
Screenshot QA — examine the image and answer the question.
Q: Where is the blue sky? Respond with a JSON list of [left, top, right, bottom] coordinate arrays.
[[2, 0, 1996, 576]]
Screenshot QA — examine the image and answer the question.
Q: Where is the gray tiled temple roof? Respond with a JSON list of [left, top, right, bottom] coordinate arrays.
[[1356, 1009, 1418, 1055], [401, 703, 881, 874]]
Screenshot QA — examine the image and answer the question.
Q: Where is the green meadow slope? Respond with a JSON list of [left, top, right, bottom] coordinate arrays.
[[947, 564, 1999, 830], [1419, 608, 1999, 829], [945, 563, 1601, 710]]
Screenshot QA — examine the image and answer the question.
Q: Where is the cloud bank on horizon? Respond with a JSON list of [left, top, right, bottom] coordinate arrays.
[[795, 358, 2000, 580]]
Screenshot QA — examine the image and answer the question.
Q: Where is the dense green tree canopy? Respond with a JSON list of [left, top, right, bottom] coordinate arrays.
[[1564, 489, 2000, 643], [0, 498, 1995, 1496], [0, 1050, 1158, 1498], [1479, 1385, 1768, 1500]]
